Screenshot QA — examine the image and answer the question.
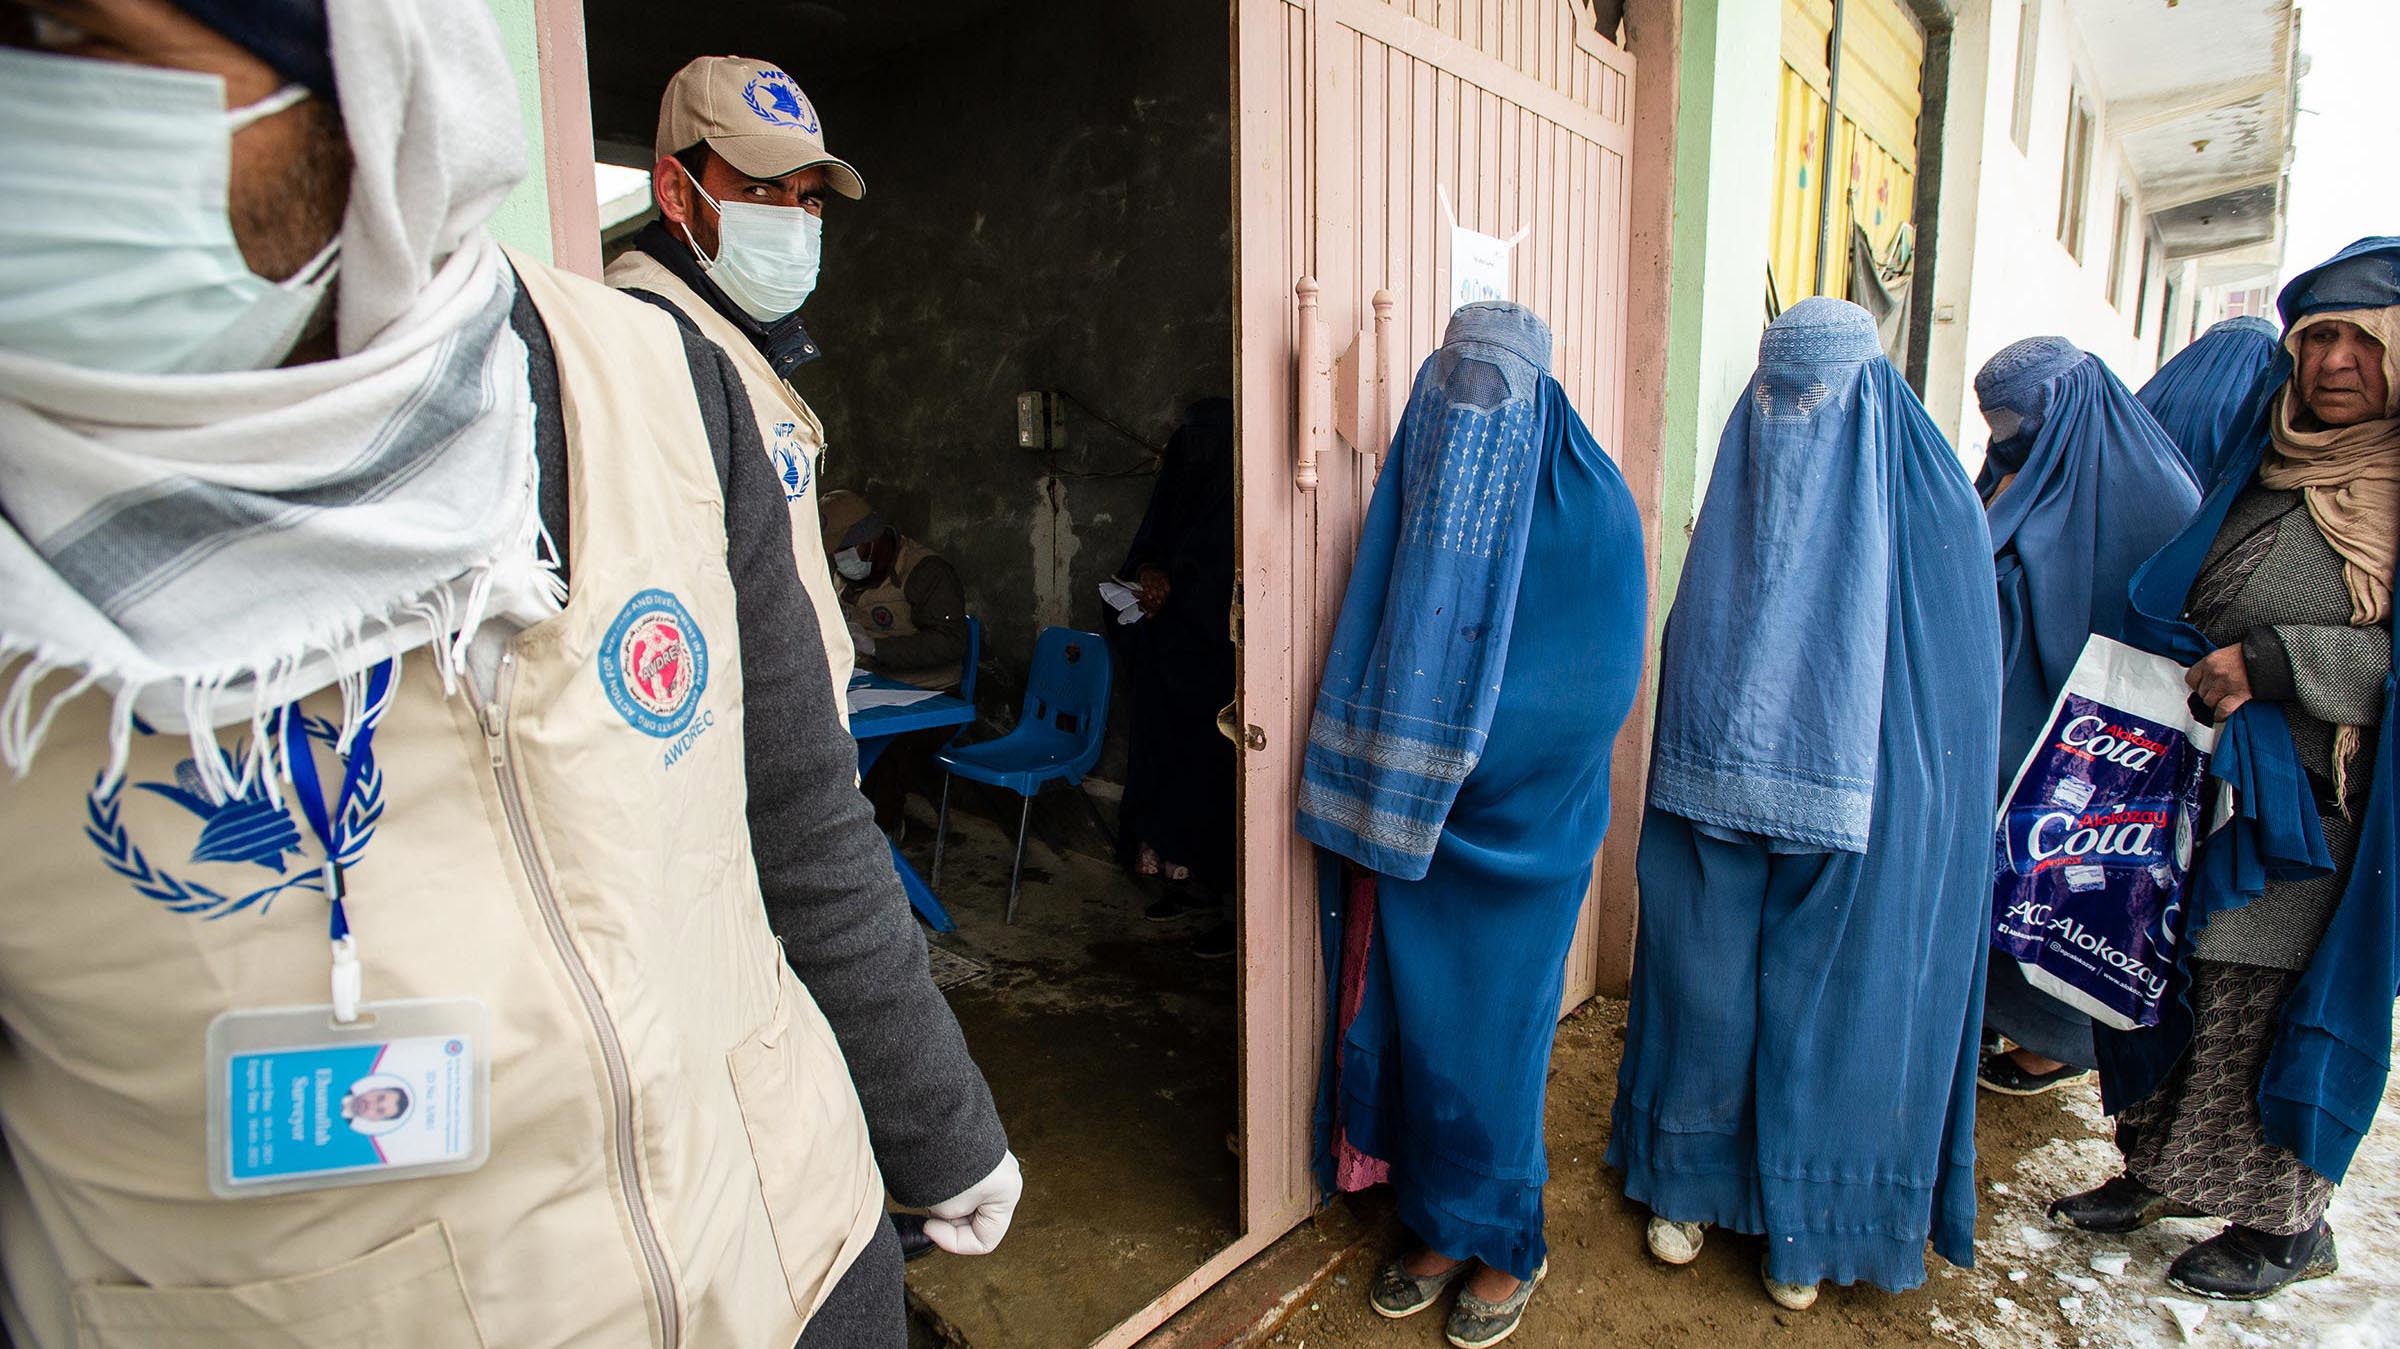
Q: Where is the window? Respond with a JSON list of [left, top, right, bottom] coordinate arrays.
[[2010, 0, 2042, 152], [2106, 188, 2132, 308], [2134, 236, 2156, 337], [2056, 89, 2093, 259]]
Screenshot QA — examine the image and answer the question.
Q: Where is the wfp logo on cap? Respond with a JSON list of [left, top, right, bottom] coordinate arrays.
[[744, 70, 820, 135]]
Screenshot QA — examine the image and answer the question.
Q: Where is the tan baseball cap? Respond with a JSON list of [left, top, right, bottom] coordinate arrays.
[[655, 56, 865, 199]]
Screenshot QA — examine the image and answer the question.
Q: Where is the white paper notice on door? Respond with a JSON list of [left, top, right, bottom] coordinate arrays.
[[1450, 224, 1513, 313]]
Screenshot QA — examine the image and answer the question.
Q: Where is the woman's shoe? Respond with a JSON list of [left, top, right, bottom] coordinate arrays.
[[1761, 1260, 1818, 1311], [1978, 1051, 2092, 1096], [1645, 1217, 1705, 1265], [2167, 1223, 2338, 1301], [2048, 1175, 2205, 1233], [1445, 1260, 1545, 1348], [1370, 1253, 1471, 1319]]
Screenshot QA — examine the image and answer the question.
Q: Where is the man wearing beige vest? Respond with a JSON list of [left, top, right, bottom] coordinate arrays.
[[0, 3, 1014, 1347], [606, 55, 857, 709]]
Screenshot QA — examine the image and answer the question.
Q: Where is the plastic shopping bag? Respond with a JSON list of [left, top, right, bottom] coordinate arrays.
[[1991, 636, 2219, 1031]]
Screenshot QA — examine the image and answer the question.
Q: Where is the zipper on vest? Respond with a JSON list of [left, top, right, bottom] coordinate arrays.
[[479, 650, 683, 1348]]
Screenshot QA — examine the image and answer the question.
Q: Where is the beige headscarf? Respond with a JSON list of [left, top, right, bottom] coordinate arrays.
[[2257, 306, 2400, 625]]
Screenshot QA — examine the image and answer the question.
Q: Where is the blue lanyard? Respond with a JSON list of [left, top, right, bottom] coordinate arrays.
[[280, 659, 396, 945]]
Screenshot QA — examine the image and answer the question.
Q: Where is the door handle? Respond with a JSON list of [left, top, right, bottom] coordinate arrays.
[[1295, 276, 1330, 494]]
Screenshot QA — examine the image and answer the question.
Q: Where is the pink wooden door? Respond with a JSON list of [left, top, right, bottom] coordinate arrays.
[[1233, 0, 1644, 1263]]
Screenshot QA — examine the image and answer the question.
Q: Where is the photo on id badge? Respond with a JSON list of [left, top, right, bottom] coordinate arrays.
[[215, 1015, 483, 1194]]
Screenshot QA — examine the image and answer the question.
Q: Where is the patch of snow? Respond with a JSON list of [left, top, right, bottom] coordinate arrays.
[[1921, 1030, 2400, 1349], [2156, 1296, 2208, 1342]]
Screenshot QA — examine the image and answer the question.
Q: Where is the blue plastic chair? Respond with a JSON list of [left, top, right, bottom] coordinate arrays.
[[956, 615, 981, 710], [932, 627, 1112, 922]]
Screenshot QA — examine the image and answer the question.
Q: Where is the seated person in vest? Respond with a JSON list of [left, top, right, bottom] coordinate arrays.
[[821, 490, 971, 834], [605, 55, 855, 710], [0, 4, 1015, 1347], [822, 490, 972, 690]]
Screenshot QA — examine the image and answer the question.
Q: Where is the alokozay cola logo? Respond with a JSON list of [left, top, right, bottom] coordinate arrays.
[[2001, 800, 2175, 875]]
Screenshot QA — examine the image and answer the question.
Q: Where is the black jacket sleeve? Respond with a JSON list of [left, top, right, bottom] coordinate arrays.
[[518, 287, 1008, 1205]]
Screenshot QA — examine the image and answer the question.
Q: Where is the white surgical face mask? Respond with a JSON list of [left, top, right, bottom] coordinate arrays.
[[833, 547, 872, 582], [0, 48, 338, 375], [676, 159, 822, 324]]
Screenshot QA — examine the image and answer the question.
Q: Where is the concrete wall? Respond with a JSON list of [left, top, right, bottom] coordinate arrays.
[[576, 1, 1232, 779], [787, 0, 1233, 698], [483, 0, 557, 263], [1652, 0, 1782, 635], [1924, 0, 2175, 464]]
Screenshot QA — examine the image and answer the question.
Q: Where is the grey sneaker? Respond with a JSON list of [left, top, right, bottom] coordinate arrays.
[[1370, 1255, 1470, 1319], [1444, 1260, 1545, 1348]]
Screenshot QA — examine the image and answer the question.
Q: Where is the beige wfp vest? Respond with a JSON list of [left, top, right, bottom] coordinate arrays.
[[603, 249, 855, 714], [844, 539, 956, 690], [0, 257, 883, 1349]]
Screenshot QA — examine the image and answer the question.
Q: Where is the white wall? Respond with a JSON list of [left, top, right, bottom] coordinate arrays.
[[1925, 0, 2171, 464]]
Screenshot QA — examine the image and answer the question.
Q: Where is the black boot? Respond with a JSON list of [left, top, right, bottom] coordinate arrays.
[[2168, 1222, 2338, 1301], [2048, 1175, 2206, 1233]]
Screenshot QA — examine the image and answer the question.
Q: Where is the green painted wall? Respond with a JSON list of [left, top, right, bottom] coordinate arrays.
[[1654, 0, 1780, 640], [485, 0, 555, 263]]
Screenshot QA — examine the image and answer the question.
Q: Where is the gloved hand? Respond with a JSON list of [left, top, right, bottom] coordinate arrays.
[[922, 1151, 1022, 1256], [848, 625, 878, 658]]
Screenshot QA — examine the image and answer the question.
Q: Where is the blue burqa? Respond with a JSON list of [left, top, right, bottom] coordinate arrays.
[[1974, 339, 2200, 1068], [1977, 337, 2202, 782], [1610, 299, 2001, 1291], [2137, 316, 2284, 490], [2097, 238, 2400, 1185], [1307, 303, 1648, 1279]]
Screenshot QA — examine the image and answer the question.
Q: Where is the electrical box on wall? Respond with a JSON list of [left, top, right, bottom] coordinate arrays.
[[1016, 391, 1066, 451]]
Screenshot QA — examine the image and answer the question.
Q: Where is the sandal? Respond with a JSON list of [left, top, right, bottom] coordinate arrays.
[[1646, 1217, 1704, 1265], [1762, 1261, 1818, 1311], [1445, 1260, 1545, 1348], [1370, 1253, 1470, 1320], [1978, 1051, 2091, 1096]]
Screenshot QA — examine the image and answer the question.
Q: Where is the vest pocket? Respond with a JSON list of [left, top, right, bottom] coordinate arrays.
[[72, 1222, 484, 1348], [726, 969, 878, 1319]]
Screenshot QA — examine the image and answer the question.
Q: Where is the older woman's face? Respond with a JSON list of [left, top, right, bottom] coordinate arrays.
[[2295, 319, 2392, 428]]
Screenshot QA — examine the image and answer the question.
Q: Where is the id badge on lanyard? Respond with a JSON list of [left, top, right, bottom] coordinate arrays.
[[203, 659, 491, 1198]]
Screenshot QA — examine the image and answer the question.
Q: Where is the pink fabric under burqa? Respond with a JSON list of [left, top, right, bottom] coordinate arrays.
[[1332, 863, 1391, 1191]]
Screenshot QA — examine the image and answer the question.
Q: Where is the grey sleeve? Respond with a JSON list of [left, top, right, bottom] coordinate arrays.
[[678, 329, 1010, 1205], [2258, 622, 2391, 728]]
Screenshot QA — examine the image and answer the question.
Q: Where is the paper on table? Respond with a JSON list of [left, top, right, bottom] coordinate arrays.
[[1098, 579, 1146, 626], [848, 684, 945, 713]]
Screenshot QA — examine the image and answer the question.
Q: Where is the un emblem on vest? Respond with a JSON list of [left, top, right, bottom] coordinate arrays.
[[743, 70, 820, 134], [86, 718, 381, 920], [772, 423, 811, 503], [600, 589, 710, 738]]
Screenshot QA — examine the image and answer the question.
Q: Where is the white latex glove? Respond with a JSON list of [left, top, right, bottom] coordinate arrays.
[[922, 1151, 1021, 1256], [848, 626, 878, 658]]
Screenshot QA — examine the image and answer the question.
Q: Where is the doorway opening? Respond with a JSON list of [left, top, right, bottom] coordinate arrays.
[[581, 2, 1244, 1343]]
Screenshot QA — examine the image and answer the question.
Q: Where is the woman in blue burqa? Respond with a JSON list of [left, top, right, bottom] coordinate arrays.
[[1608, 298, 2000, 1309], [1972, 337, 2200, 1095], [2055, 238, 2400, 1302], [1298, 302, 1647, 1348], [2139, 316, 2285, 490]]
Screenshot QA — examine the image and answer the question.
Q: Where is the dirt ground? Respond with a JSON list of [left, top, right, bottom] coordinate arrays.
[[900, 803, 1242, 1348], [1267, 999, 2400, 1349]]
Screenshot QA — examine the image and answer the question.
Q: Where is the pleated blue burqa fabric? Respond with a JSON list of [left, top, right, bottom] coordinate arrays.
[[1609, 299, 2001, 1292], [1308, 303, 1649, 1280], [1973, 338, 2200, 1068], [2137, 315, 2284, 491]]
